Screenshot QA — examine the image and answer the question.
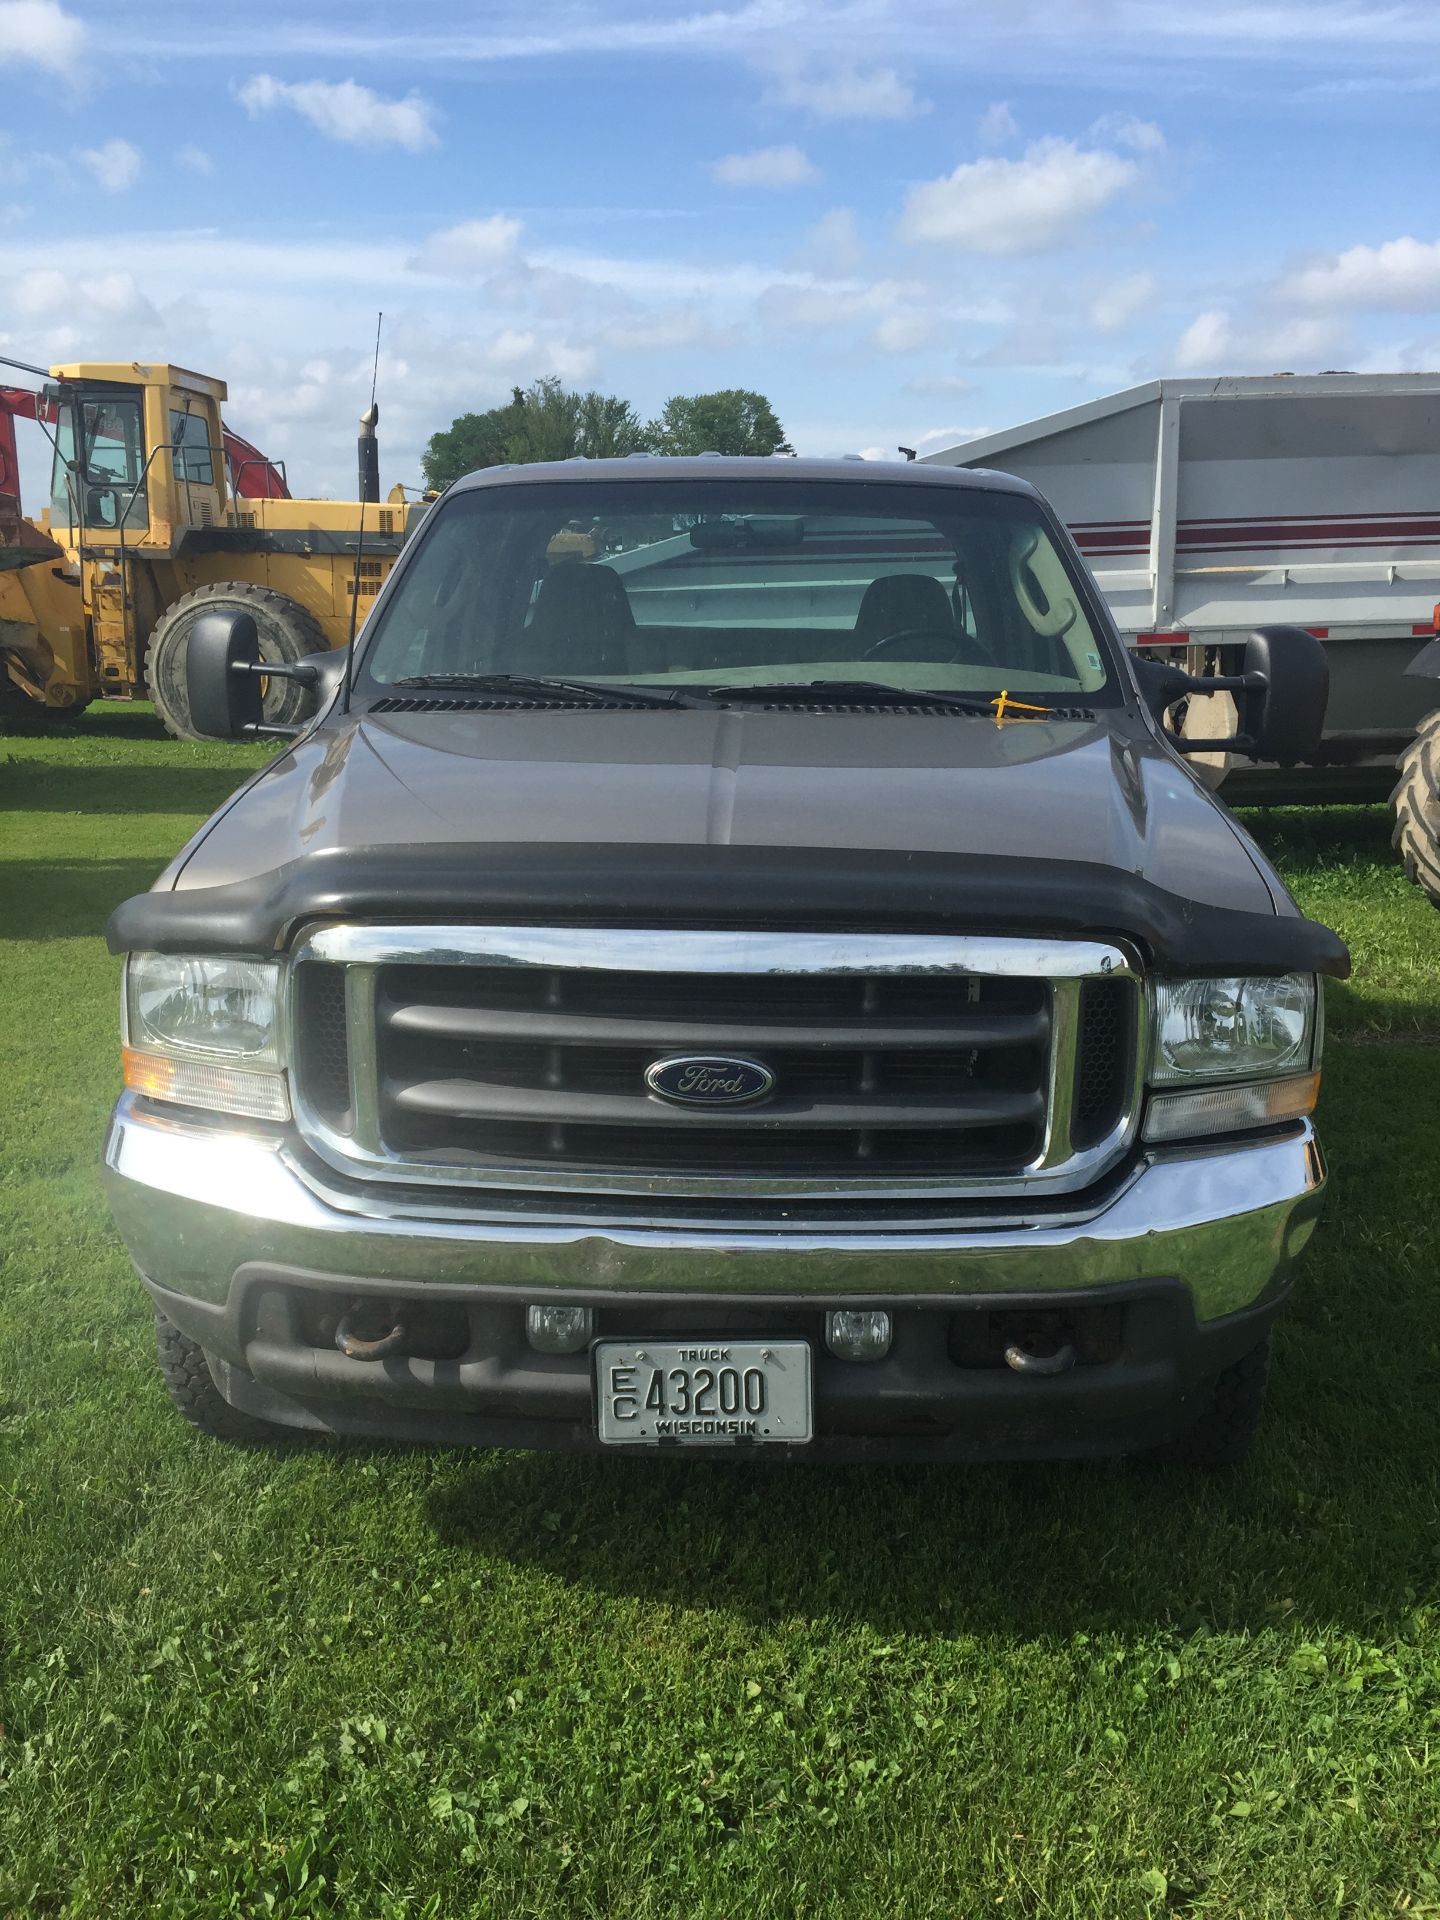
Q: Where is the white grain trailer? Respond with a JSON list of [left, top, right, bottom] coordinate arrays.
[[923, 375, 1440, 894]]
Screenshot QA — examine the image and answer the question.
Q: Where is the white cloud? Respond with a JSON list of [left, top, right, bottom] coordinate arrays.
[[84, 2, 1440, 75], [904, 372, 979, 396], [710, 144, 818, 189], [767, 61, 930, 121], [758, 277, 916, 333], [1173, 309, 1231, 369], [1284, 235, 1440, 312], [977, 100, 1018, 145], [77, 138, 141, 193], [1171, 306, 1351, 372], [791, 207, 864, 276], [176, 144, 214, 175], [1089, 113, 1166, 154], [1089, 269, 1157, 332], [407, 215, 524, 278], [13, 266, 161, 330], [603, 305, 739, 351], [871, 311, 939, 354], [899, 137, 1140, 254], [0, 0, 82, 72], [483, 328, 598, 381], [237, 74, 439, 151]]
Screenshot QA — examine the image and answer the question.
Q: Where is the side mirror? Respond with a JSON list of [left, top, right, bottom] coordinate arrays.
[[1134, 624, 1328, 766], [187, 609, 263, 739], [185, 611, 326, 740], [1238, 625, 1328, 764]]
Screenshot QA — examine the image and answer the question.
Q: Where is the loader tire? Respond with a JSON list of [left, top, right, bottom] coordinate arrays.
[[145, 582, 327, 742], [1392, 707, 1440, 908]]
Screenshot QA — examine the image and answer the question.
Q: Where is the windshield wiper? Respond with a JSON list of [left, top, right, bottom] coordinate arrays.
[[705, 679, 998, 715], [390, 672, 715, 710]]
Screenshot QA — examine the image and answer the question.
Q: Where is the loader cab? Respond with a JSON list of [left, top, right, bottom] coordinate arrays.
[[46, 361, 228, 548]]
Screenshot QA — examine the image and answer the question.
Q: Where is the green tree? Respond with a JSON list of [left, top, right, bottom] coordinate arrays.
[[420, 393, 525, 490], [421, 380, 651, 488], [648, 389, 790, 458], [574, 390, 650, 459]]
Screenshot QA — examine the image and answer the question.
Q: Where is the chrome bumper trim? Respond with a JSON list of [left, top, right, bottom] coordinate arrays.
[[104, 1093, 1325, 1324]]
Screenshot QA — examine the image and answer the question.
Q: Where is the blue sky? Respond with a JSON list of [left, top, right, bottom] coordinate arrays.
[[4, 0, 1440, 499]]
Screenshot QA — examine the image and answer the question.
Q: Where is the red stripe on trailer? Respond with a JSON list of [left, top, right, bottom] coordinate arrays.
[[1307, 627, 1329, 638], [1133, 631, 1190, 647]]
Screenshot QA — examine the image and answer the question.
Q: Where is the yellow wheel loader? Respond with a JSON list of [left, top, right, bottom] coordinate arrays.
[[0, 359, 413, 739]]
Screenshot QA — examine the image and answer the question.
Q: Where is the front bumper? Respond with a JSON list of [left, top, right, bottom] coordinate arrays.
[[104, 1094, 1327, 1459]]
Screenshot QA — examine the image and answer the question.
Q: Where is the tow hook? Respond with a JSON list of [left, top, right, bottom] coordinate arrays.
[[1004, 1341, 1077, 1377], [335, 1305, 407, 1362]]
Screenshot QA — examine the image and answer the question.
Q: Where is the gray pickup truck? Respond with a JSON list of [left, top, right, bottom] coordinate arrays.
[[103, 457, 1346, 1466]]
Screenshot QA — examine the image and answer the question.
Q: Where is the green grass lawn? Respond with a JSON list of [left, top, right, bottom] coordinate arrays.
[[2, 706, 1439, 1918]]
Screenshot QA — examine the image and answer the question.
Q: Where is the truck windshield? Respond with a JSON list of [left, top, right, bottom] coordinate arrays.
[[358, 477, 1118, 704]]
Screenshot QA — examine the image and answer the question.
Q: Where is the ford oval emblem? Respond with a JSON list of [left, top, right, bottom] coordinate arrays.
[[645, 1055, 776, 1107]]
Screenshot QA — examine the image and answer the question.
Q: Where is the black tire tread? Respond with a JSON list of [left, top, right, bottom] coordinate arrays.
[[1148, 1332, 1272, 1469], [1391, 708, 1440, 908], [153, 1311, 296, 1446], [145, 580, 327, 741]]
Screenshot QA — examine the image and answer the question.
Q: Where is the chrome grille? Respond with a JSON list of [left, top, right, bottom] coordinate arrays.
[[288, 927, 1143, 1201]]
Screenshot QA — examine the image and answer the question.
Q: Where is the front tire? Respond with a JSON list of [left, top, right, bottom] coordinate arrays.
[[1392, 708, 1440, 908], [1148, 1333, 1272, 1469], [154, 1311, 294, 1446], [145, 581, 328, 741]]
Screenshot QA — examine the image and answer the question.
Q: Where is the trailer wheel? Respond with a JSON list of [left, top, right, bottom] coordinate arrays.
[[1392, 708, 1440, 909], [145, 582, 327, 742]]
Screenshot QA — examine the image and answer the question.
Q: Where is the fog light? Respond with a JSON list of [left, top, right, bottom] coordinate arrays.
[[525, 1304, 595, 1354], [825, 1309, 892, 1363]]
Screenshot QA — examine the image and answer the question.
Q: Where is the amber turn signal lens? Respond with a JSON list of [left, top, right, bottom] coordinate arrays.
[[122, 1046, 290, 1121]]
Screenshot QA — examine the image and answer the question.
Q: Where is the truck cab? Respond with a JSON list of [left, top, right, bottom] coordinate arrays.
[[102, 456, 1345, 1467]]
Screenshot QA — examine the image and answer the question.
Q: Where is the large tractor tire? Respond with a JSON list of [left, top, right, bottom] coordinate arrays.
[[1392, 707, 1440, 908], [145, 581, 327, 742]]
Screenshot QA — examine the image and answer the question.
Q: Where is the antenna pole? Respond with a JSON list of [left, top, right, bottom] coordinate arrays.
[[341, 311, 383, 714]]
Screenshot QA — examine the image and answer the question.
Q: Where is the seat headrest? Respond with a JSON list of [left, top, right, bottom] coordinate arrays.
[[853, 572, 954, 645], [527, 562, 635, 675]]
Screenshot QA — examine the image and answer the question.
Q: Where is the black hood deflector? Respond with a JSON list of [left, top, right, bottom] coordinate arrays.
[[107, 842, 1350, 978]]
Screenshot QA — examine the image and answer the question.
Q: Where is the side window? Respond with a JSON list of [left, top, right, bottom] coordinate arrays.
[[49, 404, 78, 524], [169, 408, 216, 486]]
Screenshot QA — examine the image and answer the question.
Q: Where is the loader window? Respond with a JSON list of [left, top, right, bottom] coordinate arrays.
[[49, 391, 147, 533], [169, 408, 215, 487]]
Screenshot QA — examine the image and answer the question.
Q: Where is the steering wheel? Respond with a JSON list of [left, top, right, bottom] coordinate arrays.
[[862, 625, 961, 662]]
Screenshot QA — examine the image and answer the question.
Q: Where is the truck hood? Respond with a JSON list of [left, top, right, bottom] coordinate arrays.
[[174, 705, 1282, 916]]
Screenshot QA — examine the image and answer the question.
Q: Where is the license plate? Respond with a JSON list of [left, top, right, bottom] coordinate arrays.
[[594, 1339, 812, 1446]]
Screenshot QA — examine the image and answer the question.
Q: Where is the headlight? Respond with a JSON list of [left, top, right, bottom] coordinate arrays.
[[123, 953, 288, 1121], [1151, 974, 1316, 1084]]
